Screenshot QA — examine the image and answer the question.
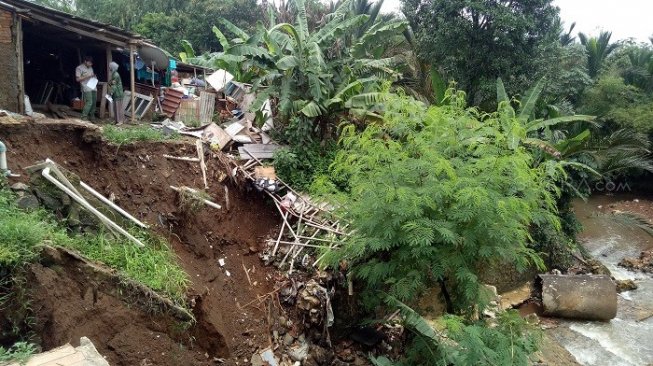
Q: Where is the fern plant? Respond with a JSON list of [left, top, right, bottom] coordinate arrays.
[[372, 297, 541, 366], [318, 90, 563, 313]]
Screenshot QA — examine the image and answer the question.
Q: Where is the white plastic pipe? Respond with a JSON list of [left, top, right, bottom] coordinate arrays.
[[0, 141, 7, 172], [80, 181, 148, 229], [42, 167, 145, 247]]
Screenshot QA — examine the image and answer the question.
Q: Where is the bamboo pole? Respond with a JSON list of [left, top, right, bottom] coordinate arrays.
[[129, 43, 136, 124]]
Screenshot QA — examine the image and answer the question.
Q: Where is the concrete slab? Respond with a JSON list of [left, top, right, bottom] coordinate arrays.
[[9, 337, 110, 366]]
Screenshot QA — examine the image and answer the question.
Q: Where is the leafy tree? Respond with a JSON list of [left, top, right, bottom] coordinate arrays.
[[319, 90, 562, 313], [38, 0, 263, 54], [29, 0, 75, 12], [401, 0, 560, 106], [579, 31, 619, 79]]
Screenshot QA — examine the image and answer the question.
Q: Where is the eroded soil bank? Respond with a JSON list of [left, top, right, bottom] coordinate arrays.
[[1, 120, 281, 365]]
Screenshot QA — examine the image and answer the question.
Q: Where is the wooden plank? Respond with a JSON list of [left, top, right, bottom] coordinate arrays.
[[16, 16, 25, 114], [225, 122, 245, 137], [238, 144, 281, 160], [199, 91, 216, 124], [98, 82, 108, 119]]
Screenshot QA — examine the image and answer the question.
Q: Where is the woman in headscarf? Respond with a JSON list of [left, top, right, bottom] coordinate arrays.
[[108, 62, 125, 124]]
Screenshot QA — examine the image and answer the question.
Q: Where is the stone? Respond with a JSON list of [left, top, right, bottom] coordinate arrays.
[[616, 279, 638, 293], [16, 194, 40, 210], [10, 182, 30, 192], [308, 345, 330, 365], [283, 333, 294, 347]]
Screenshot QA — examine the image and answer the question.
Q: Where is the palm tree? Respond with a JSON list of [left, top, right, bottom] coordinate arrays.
[[622, 46, 653, 92], [555, 19, 577, 46], [497, 78, 653, 186], [579, 31, 619, 78]]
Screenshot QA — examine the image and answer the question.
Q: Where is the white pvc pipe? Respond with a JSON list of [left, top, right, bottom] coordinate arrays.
[[80, 181, 149, 229], [0, 141, 7, 172], [42, 167, 145, 247]]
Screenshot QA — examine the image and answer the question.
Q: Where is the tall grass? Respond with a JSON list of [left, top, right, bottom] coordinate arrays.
[[0, 186, 189, 304], [103, 125, 179, 145], [0, 189, 57, 268], [62, 230, 190, 304]]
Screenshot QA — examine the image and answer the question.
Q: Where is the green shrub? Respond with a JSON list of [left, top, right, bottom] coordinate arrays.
[[319, 91, 562, 312], [273, 141, 338, 193]]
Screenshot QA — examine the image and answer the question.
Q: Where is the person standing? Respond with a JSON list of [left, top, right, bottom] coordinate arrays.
[[75, 55, 97, 121], [108, 62, 125, 125]]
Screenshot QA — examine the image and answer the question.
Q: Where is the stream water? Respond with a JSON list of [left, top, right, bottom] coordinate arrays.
[[549, 195, 653, 365]]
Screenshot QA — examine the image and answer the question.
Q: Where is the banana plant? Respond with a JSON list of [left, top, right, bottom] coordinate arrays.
[[184, 0, 407, 134], [496, 78, 653, 188]]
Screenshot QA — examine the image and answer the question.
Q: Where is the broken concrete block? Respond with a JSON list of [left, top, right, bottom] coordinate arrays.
[[540, 274, 617, 321]]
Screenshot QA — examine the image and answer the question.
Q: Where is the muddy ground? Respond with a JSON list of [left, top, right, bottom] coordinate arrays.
[[1, 120, 282, 365]]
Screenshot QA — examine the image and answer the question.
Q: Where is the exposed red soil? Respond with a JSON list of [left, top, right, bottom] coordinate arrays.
[[0, 120, 281, 365]]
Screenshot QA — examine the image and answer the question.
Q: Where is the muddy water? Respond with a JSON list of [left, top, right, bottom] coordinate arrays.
[[549, 195, 653, 365]]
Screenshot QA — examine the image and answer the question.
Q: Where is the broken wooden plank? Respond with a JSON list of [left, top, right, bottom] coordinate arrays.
[[225, 122, 246, 137], [238, 144, 282, 160], [196, 140, 209, 189]]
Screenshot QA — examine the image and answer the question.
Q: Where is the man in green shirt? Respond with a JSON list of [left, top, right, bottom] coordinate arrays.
[[75, 55, 97, 121]]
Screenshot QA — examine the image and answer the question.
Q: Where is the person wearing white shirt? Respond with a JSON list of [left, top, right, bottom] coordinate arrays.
[[75, 55, 97, 121]]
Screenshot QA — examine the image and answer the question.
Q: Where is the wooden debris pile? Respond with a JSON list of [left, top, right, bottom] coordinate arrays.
[[223, 152, 349, 273]]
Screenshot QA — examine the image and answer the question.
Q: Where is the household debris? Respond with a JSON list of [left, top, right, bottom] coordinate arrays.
[[170, 185, 222, 210], [539, 274, 617, 321]]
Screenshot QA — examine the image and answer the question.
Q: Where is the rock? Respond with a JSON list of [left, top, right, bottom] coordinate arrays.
[[308, 345, 331, 365], [288, 342, 309, 362], [616, 279, 638, 293], [283, 333, 295, 347], [10, 182, 30, 192], [16, 194, 40, 210]]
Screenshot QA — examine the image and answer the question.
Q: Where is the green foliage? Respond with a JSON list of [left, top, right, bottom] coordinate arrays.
[[186, 0, 407, 144], [403, 0, 561, 106], [273, 141, 338, 193], [375, 297, 541, 366], [0, 342, 38, 364], [0, 189, 58, 269], [580, 75, 653, 134], [34, 0, 263, 54], [103, 125, 179, 145], [319, 91, 561, 311], [61, 230, 189, 304], [579, 31, 619, 79]]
